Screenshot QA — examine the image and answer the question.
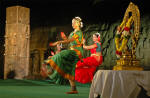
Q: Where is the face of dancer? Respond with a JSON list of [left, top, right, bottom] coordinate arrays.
[[93, 34, 98, 42], [56, 44, 61, 51], [72, 19, 80, 30]]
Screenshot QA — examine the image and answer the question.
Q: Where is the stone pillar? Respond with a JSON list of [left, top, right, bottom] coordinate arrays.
[[4, 6, 30, 79]]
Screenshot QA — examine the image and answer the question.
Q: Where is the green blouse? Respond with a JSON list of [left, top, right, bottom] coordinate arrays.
[[69, 30, 83, 58]]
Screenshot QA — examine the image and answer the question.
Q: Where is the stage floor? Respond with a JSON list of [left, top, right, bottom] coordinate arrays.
[[0, 79, 90, 98]]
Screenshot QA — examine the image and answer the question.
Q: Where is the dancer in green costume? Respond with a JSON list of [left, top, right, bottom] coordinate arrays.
[[41, 16, 83, 94], [42, 44, 68, 85]]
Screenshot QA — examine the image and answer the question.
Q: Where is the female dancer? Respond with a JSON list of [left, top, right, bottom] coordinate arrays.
[[41, 16, 83, 94], [75, 33, 103, 84]]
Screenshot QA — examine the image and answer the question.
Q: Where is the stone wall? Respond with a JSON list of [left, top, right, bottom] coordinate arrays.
[[137, 15, 150, 69], [4, 6, 30, 79]]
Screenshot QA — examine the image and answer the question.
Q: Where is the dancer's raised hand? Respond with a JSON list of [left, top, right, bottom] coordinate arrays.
[[49, 41, 59, 47], [61, 32, 67, 40]]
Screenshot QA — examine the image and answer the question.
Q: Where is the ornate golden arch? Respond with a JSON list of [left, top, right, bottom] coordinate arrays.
[[113, 2, 143, 70], [123, 2, 140, 58]]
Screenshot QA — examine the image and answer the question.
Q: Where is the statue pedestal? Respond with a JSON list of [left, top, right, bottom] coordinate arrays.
[[113, 51, 143, 70], [113, 64, 143, 70]]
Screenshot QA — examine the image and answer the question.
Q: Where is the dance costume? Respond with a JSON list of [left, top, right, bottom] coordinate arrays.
[[75, 43, 103, 84]]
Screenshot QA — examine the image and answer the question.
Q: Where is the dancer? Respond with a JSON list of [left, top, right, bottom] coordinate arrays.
[[41, 16, 83, 94], [75, 33, 103, 84], [41, 44, 69, 84]]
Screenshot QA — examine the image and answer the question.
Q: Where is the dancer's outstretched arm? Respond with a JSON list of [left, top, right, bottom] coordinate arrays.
[[49, 37, 75, 47]]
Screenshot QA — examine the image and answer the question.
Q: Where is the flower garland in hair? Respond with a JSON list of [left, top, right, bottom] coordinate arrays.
[[72, 16, 83, 28], [95, 32, 101, 42]]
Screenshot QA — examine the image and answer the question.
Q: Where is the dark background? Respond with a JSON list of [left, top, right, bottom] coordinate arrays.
[[0, 0, 150, 30], [0, 0, 149, 43], [0, 0, 150, 78]]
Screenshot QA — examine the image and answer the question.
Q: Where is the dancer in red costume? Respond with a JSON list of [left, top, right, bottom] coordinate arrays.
[[75, 33, 103, 84]]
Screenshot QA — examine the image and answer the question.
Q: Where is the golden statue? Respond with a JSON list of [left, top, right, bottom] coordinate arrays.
[[113, 2, 143, 70]]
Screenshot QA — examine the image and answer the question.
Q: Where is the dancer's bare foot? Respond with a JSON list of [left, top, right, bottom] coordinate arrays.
[[66, 90, 78, 94]]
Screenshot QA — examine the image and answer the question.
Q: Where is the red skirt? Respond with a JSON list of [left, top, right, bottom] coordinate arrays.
[[75, 56, 103, 84]]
